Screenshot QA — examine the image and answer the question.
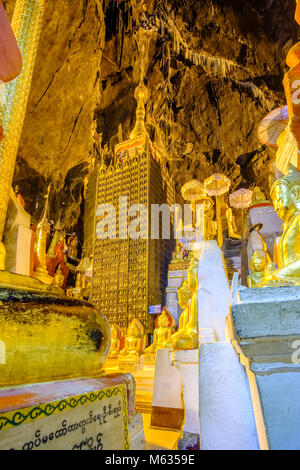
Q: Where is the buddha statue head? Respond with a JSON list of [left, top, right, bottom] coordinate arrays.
[[187, 257, 199, 293], [127, 318, 143, 338], [250, 250, 267, 274], [177, 280, 192, 309], [270, 166, 300, 222]]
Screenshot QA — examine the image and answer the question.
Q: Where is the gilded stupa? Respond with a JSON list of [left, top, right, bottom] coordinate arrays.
[[91, 66, 175, 335]]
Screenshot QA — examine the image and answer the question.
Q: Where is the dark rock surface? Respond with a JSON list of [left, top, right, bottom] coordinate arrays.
[[3, 0, 297, 236]]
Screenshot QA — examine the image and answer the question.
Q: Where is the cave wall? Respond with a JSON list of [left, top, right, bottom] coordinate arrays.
[[2, 0, 298, 238]]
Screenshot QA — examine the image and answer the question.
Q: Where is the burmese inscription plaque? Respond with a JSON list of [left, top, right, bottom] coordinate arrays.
[[0, 385, 129, 450]]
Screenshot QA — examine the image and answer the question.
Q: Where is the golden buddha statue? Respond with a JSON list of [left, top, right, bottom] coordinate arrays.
[[108, 323, 123, 359], [198, 197, 217, 241], [258, 166, 300, 286], [145, 309, 173, 354], [177, 280, 192, 330], [167, 257, 199, 350], [53, 265, 65, 291], [247, 251, 269, 288], [169, 241, 183, 269], [119, 319, 144, 356]]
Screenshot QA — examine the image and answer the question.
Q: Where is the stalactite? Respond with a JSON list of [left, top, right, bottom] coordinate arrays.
[[155, 2, 276, 110]]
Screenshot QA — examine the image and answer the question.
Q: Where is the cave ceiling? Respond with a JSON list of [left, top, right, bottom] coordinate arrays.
[[3, 0, 298, 231]]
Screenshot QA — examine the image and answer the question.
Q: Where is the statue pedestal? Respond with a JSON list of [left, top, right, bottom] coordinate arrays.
[[118, 355, 141, 372], [105, 357, 155, 415], [151, 349, 200, 449], [0, 374, 145, 450], [141, 353, 156, 367], [172, 349, 200, 450], [0, 285, 110, 387], [231, 284, 300, 450], [198, 342, 259, 450]]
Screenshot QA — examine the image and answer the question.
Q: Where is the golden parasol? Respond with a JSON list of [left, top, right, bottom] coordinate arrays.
[[229, 188, 253, 239], [257, 105, 288, 147], [181, 179, 206, 227], [204, 173, 231, 248]]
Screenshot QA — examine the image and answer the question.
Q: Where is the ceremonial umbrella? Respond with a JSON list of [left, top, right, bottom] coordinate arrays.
[[204, 173, 231, 248], [229, 188, 253, 239], [257, 105, 288, 147], [181, 179, 206, 202]]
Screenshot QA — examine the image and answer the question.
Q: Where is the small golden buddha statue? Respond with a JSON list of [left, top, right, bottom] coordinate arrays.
[[258, 166, 300, 286], [247, 251, 269, 288], [145, 309, 173, 354], [169, 242, 184, 269], [53, 265, 65, 290], [250, 186, 269, 205], [108, 323, 123, 359], [119, 319, 144, 356], [168, 257, 199, 350]]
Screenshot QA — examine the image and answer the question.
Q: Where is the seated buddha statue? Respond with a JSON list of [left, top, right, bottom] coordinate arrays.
[[53, 265, 65, 291], [145, 309, 174, 354], [168, 257, 199, 350], [258, 166, 300, 286], [119, 319, 144, 356], [247, 251, 270, 288], [226, 207, 241, 239], [169, 241, 184, 270], [164, 280, 192, 348], [108, 323, 123, 359]]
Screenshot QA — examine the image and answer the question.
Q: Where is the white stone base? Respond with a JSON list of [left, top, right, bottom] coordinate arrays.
[[172, 349, 199, 437], [197, 240, 230, 342], [199, 342, 259, 450]]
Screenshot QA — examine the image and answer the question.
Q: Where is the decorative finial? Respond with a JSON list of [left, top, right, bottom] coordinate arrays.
[[40, 184, 51, 229], [33, 184, 53, 285], [130, 31, 149, 140]]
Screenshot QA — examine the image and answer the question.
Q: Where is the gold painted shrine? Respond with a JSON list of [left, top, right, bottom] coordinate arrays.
[[91, 81, 175, 335]]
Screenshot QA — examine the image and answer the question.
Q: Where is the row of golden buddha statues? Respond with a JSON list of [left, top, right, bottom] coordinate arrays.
[[107, 253, 199, 362], [106, 160, 300, 367]]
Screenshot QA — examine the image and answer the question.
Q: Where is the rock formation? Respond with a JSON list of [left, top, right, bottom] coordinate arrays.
[[2, 0, 297, 235]]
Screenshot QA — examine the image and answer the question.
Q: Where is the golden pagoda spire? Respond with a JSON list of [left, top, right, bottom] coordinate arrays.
[[130, 43, 149, 140], [33, 184, 53, 285]]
